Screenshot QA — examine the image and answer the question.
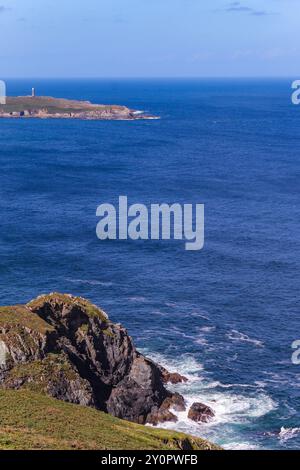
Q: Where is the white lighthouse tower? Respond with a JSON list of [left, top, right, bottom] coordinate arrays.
[[31, 87, 35, 97]]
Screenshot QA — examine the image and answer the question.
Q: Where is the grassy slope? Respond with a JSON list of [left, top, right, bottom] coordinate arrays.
[[0, 97, 125, 114], [0, 390, 220, 451]]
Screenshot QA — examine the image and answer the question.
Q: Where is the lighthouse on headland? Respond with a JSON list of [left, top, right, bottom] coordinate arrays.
[[31, 87, 35, 97]]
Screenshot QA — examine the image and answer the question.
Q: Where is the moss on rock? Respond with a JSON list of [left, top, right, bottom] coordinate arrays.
[[27, 293, 108, 323], [0, 305, 53, 334]]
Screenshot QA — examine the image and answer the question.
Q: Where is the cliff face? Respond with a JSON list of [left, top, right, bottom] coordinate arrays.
[[0, 293, 185, 425]]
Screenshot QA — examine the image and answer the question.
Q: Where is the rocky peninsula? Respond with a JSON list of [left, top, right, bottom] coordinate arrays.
[[0, 293, 218, 450], [0, 96, 158, 120]]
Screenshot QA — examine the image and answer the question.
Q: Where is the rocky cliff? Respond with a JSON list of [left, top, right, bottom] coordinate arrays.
[[0, 293, 187, 425]]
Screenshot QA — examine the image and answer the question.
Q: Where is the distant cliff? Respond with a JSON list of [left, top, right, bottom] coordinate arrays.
[[0, 96, 158, 120]]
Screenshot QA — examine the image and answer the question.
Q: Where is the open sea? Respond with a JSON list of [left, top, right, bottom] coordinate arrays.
[[0, 78, 299, 449]]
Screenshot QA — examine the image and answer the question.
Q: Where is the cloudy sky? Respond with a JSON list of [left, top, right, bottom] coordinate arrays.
[[0, 0, 299, 77]]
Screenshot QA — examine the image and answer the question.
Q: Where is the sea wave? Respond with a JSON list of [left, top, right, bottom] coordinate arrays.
[[222, 442, 262, 450], [197, 326, 216, 333], [128, 296, 148, 303], [226, 329, 264, 348], [65, 278, 113, 287], [142, 350, 276, 450], [142, 350, 204, 382], [279, 427, 300, 442]]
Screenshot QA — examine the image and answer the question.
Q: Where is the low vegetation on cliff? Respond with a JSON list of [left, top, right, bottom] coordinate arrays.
[[0, 389, 220, 450]]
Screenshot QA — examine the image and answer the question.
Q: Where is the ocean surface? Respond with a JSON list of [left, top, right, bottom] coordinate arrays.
[[0, 79, 299, 449]]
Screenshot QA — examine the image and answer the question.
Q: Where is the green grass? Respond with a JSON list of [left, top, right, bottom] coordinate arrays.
[[27, 293, 108, 323], [0, 305, 53, 334], [0, 390, 221, 451], [0, 96, 127, 115], [2, 354, 83, 394]]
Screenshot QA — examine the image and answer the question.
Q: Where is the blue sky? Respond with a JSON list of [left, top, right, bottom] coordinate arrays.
[[0, 0, 299, 77]]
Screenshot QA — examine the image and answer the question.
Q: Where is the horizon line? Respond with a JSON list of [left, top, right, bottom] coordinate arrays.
[[1, 76, 297, 81]]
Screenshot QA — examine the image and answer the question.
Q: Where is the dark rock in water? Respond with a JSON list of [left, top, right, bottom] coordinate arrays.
[[146, 407, 178, 426], [0, 293, 191, 425], [188, 402, 215, 424], [158, 367, 188, 385], [146, 392, 186, 426], [151, 360, 188, 384], [163, 392, 187, 412]]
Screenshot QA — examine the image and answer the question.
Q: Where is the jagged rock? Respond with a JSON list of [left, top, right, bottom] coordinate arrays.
[[188, 402, 215, 424], [146, 392, 186, 426], [0, 293, 191, 425], [161, 370, 188, 385], [149, 360, 188, 384], [146, 407, 178, 426], [163, 392, 186, 412]]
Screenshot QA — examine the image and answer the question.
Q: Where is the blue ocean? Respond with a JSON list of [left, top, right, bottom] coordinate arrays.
[[0, 79, 299, 449]]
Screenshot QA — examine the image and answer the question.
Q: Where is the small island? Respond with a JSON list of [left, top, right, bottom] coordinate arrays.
[[0, 89, 158, 121]]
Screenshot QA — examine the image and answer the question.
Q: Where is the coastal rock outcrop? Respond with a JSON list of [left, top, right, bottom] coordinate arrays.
[[0, 293, 187, 425], [158, 366, 188, 385], [188, 402, 215, 424]]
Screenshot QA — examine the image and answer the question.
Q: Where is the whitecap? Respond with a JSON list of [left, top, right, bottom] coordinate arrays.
[[128, 296, 148, 303], [226, 329, 264, 348], [169, 326, 196, 340], [279, 427, 300, 442], [65, 278, 113, 287], [223, 442, 262, 450], [141, 350, 204, 382], [194, 337, 209, 346], [190, 312, 210, 321], [197, 326, 216, 333], [165, 302, 178, 308]]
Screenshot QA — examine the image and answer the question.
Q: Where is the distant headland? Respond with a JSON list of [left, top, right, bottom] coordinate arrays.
[[0, 88, 159, 121]]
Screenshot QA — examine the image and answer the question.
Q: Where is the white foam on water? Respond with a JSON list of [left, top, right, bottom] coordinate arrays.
[[164, 302, 178, 308], [143, 350, 277, 449], [190, 311, 211, 321], [197, 326, 216, 333], [128, 296, 148, 303], [226, 329, 264, 348], [150, 309, 169, 317], [169, 326, 196, 341], [194, 337, 209, 346], [202, 380, 263, 390], [142, 350, 204, 382], [65, 278, 113, 287], [222, 442, 262, 450], [279, 427, 300, 442]]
